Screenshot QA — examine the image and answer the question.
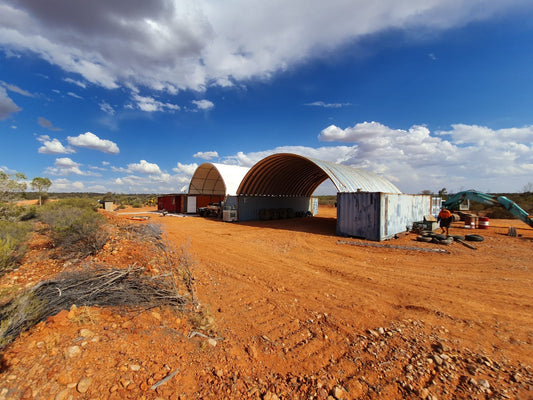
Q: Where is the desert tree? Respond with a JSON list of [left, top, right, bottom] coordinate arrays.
[[0, 171, 27, 203], [30, 177, 52, 206]]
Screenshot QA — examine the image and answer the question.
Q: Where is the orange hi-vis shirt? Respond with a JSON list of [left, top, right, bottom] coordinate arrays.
[[438, 209, 452, 219]]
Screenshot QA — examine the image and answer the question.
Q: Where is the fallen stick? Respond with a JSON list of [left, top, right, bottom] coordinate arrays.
[[336, 240, 449, 253], [455, 238, 477, 250], [151, 368, 180, 390]]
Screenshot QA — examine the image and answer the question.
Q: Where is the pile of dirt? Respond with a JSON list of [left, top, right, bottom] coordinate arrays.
[[0, 206, 532, 399]]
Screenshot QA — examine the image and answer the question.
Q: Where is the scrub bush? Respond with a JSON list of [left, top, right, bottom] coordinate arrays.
[[38, 199, 109, 258], [0, 220, 31, 275]]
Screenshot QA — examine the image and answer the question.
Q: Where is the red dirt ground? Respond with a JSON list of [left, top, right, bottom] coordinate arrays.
[[0, 205, 532, 399]]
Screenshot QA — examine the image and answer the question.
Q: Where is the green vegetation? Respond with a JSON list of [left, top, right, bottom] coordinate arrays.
[[37, 198, 109, 258], [0, 204, 34, 276], [0, 171, 26, 203], [0, 220, 198, 349], [316, 195, 337, 206], [30, 177, 52, 206]]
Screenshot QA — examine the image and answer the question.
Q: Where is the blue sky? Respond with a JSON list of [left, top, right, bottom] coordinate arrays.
[[1, 0, 533, 195]]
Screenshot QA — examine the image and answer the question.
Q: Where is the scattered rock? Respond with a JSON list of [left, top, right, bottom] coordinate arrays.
[[433, 354, 443, 366], [246, 344, 258, 359], [333, 385, 348, 399], [79, 328, 95, 338], [478, 379, 490, 390], [54, 389, 70, 400], [77, 376, 92, 393], [368, 329, 379, 338], [67, 304, 77, 320], [263, 392, 279, 400], [56, 371, 73, 386], [65, 345, 81, 358]]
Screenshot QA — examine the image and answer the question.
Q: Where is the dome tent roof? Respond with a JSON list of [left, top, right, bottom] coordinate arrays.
[[188, 163, 250, 196], [237, 153, 401, 196]]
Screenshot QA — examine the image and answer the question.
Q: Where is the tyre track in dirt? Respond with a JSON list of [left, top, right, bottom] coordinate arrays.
[[158, 209, 533, 376]]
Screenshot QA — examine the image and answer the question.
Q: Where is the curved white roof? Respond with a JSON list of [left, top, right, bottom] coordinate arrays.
[[188, 163, 250, 196]]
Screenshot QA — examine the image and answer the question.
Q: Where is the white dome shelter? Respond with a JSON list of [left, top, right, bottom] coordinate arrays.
[[188, 163, 250, 196]]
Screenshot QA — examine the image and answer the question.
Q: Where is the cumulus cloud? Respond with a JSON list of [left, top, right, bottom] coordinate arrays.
[[193, 151, 218, 160], [0, 0, 527, 94], [192, 99, 214, 111], [173, 162, 198, 176], [127, 160, 162, 175], [0, 86, 21, 119], [67, 132, 120, 154], [132, 94, 180, 112], [45, 157, 86, 176], [37, 135, 75, 154], [51, 178, 85, 191], [316, 121, 533, 192]]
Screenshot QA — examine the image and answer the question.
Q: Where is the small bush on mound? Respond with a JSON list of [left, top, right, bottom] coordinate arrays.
[[38, 199, 109, 258]]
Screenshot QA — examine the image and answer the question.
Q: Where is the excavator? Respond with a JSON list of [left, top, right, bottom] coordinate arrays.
[[443, 190, 533, 228]]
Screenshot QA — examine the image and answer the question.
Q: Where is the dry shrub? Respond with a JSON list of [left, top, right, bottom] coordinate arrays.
[[38, 201, 109, 258], [0, 220, 31, 276]]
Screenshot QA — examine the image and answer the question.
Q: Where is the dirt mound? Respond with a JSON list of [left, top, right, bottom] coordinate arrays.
[[0, 206, 532, 399]]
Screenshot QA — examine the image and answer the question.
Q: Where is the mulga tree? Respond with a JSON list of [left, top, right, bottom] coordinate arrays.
[[0, 171, 27, 203], [30, 177, 52, 206]]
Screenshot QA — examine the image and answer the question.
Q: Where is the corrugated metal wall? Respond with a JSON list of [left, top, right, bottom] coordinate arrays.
[[336, 192, 381, 240], [337, 192, 431, 241], [380, 194, 431, 239]]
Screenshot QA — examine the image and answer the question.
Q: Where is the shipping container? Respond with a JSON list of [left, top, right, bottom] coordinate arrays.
[[337, 192, 431, 241], [157, 194, 187, 213]]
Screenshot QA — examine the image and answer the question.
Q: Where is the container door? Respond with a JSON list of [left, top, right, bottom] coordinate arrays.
[[187, 196, 197, 213]]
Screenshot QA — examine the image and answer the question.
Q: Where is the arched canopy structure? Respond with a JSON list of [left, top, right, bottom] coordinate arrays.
[[189, 163, 250, 196], [237, 153, 401, 196]]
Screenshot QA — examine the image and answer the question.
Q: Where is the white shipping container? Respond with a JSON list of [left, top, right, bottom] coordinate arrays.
[[337, 192, 431, 241]]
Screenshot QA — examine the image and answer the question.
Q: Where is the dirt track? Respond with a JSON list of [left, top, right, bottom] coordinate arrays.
[[0, 206, 532, 399]]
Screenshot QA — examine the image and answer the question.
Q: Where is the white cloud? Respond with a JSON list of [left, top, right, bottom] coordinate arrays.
[[127, 160, 162, 175], [173, 162, 198, 176], [99, 101, 115, 115], [192, 99, 214, 111], [67, 132, 120, 154], [0, 80, 34, 97], [193, 151, 218, 160], [64, 77, 86, 89], [0, 1, 527, 94], [304, 101, 351, 108], [50, 178, 85, 192], [132, 94, 180, 112], [45, 157, 85, 176], [67, 92, 83, 100], [0, 86, 21, 119], [37, 135, 75, 154]]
